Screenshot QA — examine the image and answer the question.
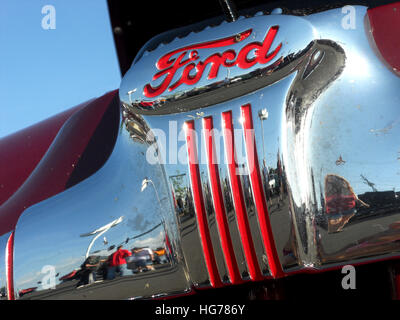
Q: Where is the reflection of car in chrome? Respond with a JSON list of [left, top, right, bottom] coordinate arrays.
[[18, 287, 37, 298], [1, 0, 400, 300]]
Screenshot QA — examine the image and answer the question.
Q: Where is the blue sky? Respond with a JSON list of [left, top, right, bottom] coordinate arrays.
[[0, 0, 121, 138]]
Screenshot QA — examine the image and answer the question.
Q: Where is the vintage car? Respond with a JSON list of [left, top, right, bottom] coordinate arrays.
[[1, 0, 400, 300]]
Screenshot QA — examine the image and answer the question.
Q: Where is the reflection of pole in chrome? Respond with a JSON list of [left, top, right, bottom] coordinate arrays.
[[141, 178, 174, 259], [141, 178, 162, 209], [258, 109, 268, 169], [258, 109, 270, 193], [141, 177, 165, 228], [80, 216, 123, 258]]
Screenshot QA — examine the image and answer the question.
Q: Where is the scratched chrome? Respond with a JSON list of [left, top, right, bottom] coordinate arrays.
[[0, 232, 11, 300], [12, 112, 191, 300]]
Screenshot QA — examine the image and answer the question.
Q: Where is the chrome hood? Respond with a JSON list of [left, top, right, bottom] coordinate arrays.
[[7, 5, 400, 299]]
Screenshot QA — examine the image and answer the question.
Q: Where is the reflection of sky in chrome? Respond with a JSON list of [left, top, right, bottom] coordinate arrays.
[[0, 233, 10, 291], [345, 51, 371, 79], [307, 7, 400, 196], [13, 129, 172, 292], [16, 227, 166, 291], [15, 211, 167, 292], [308, 59, 400, 197]]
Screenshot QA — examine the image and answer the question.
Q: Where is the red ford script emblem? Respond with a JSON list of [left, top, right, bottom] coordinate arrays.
[[143, 26, 282, 98]]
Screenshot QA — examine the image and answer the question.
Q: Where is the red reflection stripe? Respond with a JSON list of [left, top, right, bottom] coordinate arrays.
[[185, 121, 222, 288], [222, 111, 263, 281], [6, 232, 15, 300], [203, 117, 242, 284], [241, 104, 284, 278]]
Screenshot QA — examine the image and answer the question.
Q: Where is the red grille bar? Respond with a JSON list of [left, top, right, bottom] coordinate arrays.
[[222, 111, 263, 281], [203, 117, 242, 284], [6, 232, 15, 300], [185, 120, 223, 287], [241, 104, 284, 278]]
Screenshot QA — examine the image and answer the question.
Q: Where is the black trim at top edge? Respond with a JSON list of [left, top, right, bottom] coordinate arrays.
[[107, 0, 399, 76]]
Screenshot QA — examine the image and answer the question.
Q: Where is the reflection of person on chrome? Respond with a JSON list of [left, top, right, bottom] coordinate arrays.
[[131, 247, 155, 272], [77, 255, 103, 287], [107, 245, 132, 280]]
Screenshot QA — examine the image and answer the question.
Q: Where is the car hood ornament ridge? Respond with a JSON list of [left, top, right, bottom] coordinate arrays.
[[120, 13, 319, 115]]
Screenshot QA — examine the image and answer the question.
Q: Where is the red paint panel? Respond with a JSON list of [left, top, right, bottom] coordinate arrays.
[[0, 90, 118, 236], [241, 104, 284, 278], [0, 103, 87, 207], [203, 117, 242, 284], [6, 232, 15, 300], [222, 111, 263, 281], [368, 2, 400, 76], [185, 120, 222, 288]]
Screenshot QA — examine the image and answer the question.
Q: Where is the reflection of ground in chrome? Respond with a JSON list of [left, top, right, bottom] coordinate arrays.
[[77, 279, 105, 289], [77, 263, 162, 289], [19, 263, 184, 300], [73, 255, 167, 289]]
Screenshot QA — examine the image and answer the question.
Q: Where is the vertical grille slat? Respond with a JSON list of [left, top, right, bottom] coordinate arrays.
[[185, 120, 223, 288], [222, 111, 263, 281], [203, 117, 243, 284], [184, 104, 283, 286], [241, 104, 284, 278], [6, 232, 15, 300]]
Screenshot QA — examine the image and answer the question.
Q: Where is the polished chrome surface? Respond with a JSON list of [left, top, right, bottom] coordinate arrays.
[[166, 141, 210, 286], [10, 5, 400, 299], [120, 13, 316, 115], [197, 148, 229, 283], [210, 115, 249, 279], [12, 113, 191, 300], [279, 7, 400, 270], [0, 232, 11, 300], [143, 108, 273, 283], [121, 5, 400, 275]]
